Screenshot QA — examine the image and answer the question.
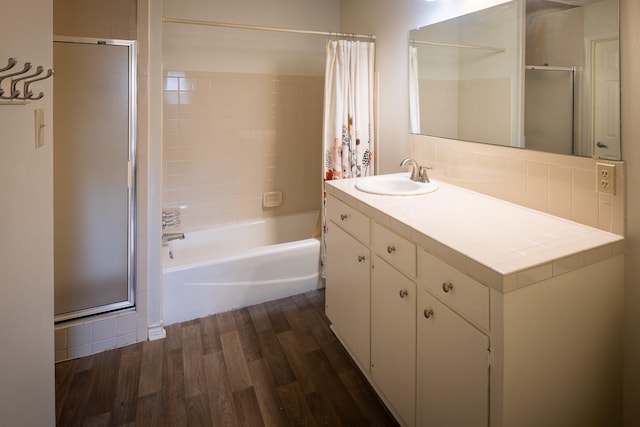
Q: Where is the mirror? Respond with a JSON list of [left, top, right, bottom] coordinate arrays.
[[409, 0, 620, 160]]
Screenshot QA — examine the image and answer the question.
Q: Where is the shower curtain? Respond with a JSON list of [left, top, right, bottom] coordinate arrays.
[[323, 39, 376, 180], [409, 45, 421, 134], [321, 39, 375, 277]]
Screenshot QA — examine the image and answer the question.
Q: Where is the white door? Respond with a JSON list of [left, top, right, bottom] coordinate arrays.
[[417, 290, 489, 427], [325, 224, 371, 370], [593, 38, 620, 160]]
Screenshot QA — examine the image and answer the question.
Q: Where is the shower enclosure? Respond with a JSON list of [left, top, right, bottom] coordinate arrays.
[[53, 37, 137, 322]]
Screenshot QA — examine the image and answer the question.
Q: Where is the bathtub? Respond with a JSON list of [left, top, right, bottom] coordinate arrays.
[[162, 211, 321, 325]]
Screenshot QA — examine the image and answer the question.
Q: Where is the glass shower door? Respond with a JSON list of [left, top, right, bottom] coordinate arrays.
[[53, 37, 136, 322]]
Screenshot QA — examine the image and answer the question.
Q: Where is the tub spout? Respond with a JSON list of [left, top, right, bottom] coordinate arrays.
[[163, 232, 185, 243]]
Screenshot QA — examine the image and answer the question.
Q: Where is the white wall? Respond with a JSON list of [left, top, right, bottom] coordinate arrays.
[[0, 0, 55, 426]]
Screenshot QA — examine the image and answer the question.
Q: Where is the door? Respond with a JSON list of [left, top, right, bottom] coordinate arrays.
[[325, 223, 371, 370], [371, 256, 416, 427], [417, 290, 489, 427], [53, 37, 136, 321], [593, 38, 620, 160]]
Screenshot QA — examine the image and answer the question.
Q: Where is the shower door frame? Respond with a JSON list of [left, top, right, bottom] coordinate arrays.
[[53, 36, 137, 323]]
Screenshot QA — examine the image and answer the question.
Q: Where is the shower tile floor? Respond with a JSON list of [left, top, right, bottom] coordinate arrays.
[[55, 289, 399, 426]]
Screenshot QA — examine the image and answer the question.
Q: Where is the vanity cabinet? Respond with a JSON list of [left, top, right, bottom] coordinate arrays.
[[324, 185, 624, 427], [371, 255, 416, 427], [324, 196, 371, 370], [418, 251, 490, 427]]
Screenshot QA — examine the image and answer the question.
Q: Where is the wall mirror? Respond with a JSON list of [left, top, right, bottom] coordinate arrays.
[[409, 0, 620, 160]]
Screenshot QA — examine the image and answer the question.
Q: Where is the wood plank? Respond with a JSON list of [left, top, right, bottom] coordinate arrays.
[[138, 339, 164, 397], [164, 322, 183, 352], [234, 307, 262, 362], [84, 347, 122, 418], [305, 349, 369, 425], [57, 368, 96, 426], [277, 330, 317, 394], [162, 348, 187, 426], [186, 393, 214, 427], [282, 304, 321, 353], [133, 392, 163, 427], [81, 412, 110, 427], [264, 298, 292, 334], [182, 323, 207, 398], [277, 381, 318, 426], [248, 303, 274, 333], [199, 314, 222, 355], [203, 351, 241, 426], [302, 305, 354, 374], [257, 329, 296, 387], [110, 346, 143, 426], [233, 387, 266, 427], [305, 390, 344, 427], [340, 369, 399, 426], [220, 330, 253, 392], [216, 310, 237, 334], [247, 358, 290, 427]]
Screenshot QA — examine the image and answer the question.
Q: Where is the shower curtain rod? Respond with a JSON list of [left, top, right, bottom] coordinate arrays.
[[410, 39, 505, 52], [162, 17, 376, 40]]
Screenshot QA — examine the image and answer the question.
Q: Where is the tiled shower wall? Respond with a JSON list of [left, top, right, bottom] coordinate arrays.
[[410, 134, 625, 236], [162, 71, 323, 231]]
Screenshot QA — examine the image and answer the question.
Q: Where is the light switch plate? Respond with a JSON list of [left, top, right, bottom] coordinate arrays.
[[34, 108, 45, 148]]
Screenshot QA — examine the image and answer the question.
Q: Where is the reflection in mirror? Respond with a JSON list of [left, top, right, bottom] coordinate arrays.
[[409, 0, 620, 160]]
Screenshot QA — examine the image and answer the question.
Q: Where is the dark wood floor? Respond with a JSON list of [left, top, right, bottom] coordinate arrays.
[[55, 289, 399, 426]]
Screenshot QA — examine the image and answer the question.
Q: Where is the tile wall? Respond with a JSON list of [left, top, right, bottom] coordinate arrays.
[[162, 71, 324, 231], [410, 134, 625, 236]]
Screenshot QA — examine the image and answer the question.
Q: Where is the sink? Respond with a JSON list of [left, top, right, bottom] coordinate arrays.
[[355, 174, 438, 196]]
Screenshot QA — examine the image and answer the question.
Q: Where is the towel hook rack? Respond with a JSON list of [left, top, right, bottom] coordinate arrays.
[[0, 57, 53, 104]]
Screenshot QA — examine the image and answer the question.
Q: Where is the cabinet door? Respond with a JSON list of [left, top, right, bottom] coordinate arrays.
[[371, 256, 416, 427], [325, 222, 371, 370], [417, 290, 489, 427]]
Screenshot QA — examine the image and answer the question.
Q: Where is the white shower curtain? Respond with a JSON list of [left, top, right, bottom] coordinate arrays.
[[323, 40, 375, 181], [409, 45, 421, 134], [321, 39, 375, 278]]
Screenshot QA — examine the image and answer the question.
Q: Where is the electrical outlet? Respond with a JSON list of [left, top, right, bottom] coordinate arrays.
[[596, 163, 615, 195]]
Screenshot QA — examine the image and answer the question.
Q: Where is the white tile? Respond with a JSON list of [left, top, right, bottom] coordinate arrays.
[[54, 328, 67, 352], [117, 333, 138, 348], [67, 323, 92, 347], [92, 317, 116, 342], [55, 350, 67, 363], [92, 337, 117, 354], [67, 344, 92, 359], [117, 313, 138, 336]]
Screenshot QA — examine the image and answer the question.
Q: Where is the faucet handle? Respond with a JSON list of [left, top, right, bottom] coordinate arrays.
[[419, 166, 431, 183]]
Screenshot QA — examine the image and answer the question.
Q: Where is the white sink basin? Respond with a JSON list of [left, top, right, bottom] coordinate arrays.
[[355, 174, 438, 196]]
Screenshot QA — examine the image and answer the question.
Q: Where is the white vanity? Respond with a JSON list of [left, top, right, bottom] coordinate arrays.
[[324, 174, 624, 427]]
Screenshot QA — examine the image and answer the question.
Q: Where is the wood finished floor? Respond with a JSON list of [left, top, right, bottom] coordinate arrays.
[[55, 289, 399, 426]]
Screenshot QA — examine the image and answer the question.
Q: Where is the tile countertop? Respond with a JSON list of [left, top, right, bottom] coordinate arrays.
[[325, 174, 625, 293]]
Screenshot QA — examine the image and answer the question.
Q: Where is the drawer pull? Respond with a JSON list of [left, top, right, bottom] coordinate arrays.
[[358, 255, 366, 263], [424, 309, 434, 319], [399, 289, 409, 298], [340, 214, 348, 221], [442, 282, 453, 293], [387, 245, 396, 254]]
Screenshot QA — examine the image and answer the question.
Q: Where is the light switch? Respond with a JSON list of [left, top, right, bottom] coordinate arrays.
[[34, 108, 45, 148]]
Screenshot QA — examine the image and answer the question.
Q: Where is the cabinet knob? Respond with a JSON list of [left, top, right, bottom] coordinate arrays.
[[340, 214, 348, 221], [387, 245, 396, 254], [424, 309, 434, 319], [358, 255, 366, 263], [442, 282, 453, 293], [399, 289, 409, 298]]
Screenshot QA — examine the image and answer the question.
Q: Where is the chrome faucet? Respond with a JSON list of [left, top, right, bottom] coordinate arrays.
[[400, 157, 431, 183], [162, 232, 185, 243]]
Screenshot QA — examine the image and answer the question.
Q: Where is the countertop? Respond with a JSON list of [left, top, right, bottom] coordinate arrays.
[[325, 174, 624, 293]]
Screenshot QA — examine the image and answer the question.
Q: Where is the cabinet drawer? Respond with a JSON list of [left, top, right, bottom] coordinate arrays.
[[326, 196, 370, 244], [419, 250, 489, 331], [372, 222, 416, 278]]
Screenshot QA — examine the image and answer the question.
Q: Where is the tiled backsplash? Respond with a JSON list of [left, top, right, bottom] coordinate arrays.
[[162, 71, 323, 231], [410, 134, 625, 236]]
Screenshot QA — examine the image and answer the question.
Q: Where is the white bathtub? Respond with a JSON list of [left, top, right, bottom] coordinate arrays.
[[162, 211, 321, 325]]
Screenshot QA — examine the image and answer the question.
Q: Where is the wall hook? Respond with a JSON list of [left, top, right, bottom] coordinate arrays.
[[0, 57, 53, 103]]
